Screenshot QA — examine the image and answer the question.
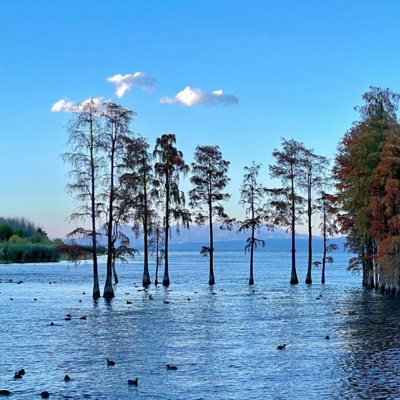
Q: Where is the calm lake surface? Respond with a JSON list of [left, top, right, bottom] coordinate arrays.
[[1, 249, 400, 399]]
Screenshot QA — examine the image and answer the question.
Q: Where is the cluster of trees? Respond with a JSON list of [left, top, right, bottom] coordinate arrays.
[[61, 99, 338, 299], [334, 86, 400, 295]]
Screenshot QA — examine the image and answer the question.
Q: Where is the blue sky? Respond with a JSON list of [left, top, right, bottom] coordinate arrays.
[[1, 0, 400, 238]]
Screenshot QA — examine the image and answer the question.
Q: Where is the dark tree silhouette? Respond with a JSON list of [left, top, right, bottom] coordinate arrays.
[[299, 148, 328, 284], [120, 136, 159, 286], [314, 192, 339, 283], [100, 102, 136, 298], [268, 138, 305, 284], [237, 162, 269, 284], [189, 145, 231, 285], [61, 99, 103, 299], [149, 220, 165, 286], [153, 134, 190, 286]]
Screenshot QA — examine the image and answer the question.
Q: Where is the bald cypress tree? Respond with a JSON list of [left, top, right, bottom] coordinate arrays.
[[238, 162, 269, 285], [269, 138, 305, 284], [61, 99, 103, 299], [100, 102, 136, 298], [154, 134, 190, 286], [189, 145, 231, 285]]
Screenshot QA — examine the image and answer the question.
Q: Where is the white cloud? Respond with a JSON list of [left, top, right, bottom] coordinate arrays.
[[51, 97, 108, 113], [51, 99, 76, 112], [107, 72, 158, 98], [159, 86, 239, 107]]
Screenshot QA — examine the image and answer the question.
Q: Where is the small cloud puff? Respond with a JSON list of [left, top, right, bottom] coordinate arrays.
[[159, 87, 239, 107], [107, 72, 158, 98], [51, 97, 108, 113]]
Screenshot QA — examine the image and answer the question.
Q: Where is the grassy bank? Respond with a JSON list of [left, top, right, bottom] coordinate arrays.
[[0, 242, 60, 264]]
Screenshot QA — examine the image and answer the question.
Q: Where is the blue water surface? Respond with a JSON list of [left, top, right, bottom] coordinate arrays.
[[1, 249, 400, 399]]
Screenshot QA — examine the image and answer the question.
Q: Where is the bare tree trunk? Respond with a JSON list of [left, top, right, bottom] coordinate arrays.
[[305, 179, 312, 284], [209, 191, 215, 285], [249, 226, 255, 285], [143, 225, 151, 286], [290, 174, 298, 284], [163, 175, 170, 286], [90, 117, 101, 299], [104, 133, 115, 299], [142, 182, 151, 286], [112, 254, 119, 284]]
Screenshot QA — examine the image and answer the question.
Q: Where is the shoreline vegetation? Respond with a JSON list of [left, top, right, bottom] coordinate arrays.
[[0, 217, 106, 264]]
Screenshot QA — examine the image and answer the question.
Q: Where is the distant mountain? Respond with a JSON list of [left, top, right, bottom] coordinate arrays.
[[70, 224, 346, 252]]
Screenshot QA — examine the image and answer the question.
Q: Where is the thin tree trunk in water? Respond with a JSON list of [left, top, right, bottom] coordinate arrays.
[[208, 187, 215, 286], [155, 235, 159, 285], [90, 117, 100, 299], [362, 244, 368, 287], [249, 226, 254, 285], [142, 180, 151, 286], [367, 236, 374, 289], [321, 235, 326, 284], [321, 199, 326, 284], [163, 174, 170, 286], [305, 177, 312, 284], [290, 174, 298, 284], [104, 130, 115, 299], [143, 225, 151, 286], [112, 255, 118, 284]]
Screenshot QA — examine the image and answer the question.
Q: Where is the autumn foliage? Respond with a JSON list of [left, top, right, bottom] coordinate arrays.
[[334, 87, 400, 293]]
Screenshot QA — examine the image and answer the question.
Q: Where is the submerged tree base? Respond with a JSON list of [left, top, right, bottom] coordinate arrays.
[[163, 275, 170, 286]]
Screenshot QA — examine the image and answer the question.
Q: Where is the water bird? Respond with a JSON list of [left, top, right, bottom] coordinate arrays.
[[34, 298, 37, 301], [50, 321, 56, 326], [128, 378, 138, 386], [64, 374, 71, 382], [13, 372, 22, 379], [107, 359, 115, 366], [40, 391, 50, 398], [82, 292, 85, 294], [79, 299, 82, 303], [194, 291, 198, 294], [277, 344, 286, 350], [166, 364, 177, 370], [18, 369, 25, 376], [65, 315, 71, 321], [9, 298, 13, 301], [187, 297, 191, 301], [127, 300, 132, 304], [0, 390, 11, 395], [163, 300, 169, 304], [125, 292, 130, 295], [79, 316, 87, 320], [262, 296, 267, 299], [212, 292, 217, 295], [325, 335, 330, 340]]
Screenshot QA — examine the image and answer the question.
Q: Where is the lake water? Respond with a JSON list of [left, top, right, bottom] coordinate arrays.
[[1, 249, 400, 399]]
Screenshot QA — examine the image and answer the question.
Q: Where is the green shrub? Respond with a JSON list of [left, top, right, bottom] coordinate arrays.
[[27, 232, 51, 245], [9, 234, 26, 244]]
